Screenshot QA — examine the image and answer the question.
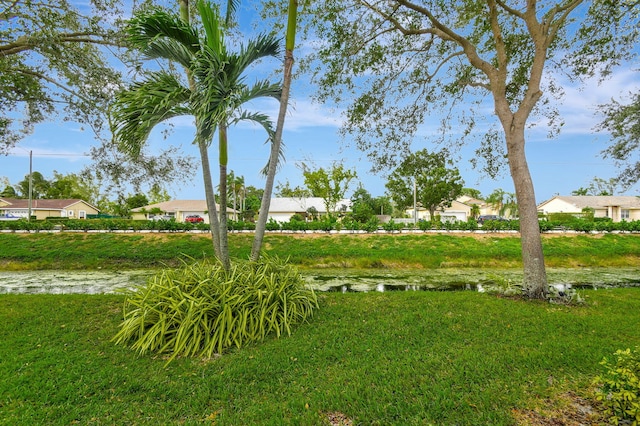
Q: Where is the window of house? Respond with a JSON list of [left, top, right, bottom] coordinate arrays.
[[621, 209, 630, 220], [79, 210, 86, 219], [68, 210, 74, 217]]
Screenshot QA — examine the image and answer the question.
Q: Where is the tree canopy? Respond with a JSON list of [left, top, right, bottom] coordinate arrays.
[[597, 91, 640, 189], [385, 149, 464, 219], [0, 0, 126, 153], [270, 0, 639, 299], [301, 162, 357, 216]]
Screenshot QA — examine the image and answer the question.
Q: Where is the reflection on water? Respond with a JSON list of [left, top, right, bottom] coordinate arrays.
[[0, 268, 638, 295], [0, 270, 153, 294], [305, 268, 640, 293]]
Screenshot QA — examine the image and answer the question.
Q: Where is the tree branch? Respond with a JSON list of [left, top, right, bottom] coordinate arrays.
[[16, 68, 98, 106], [494, 0, 525, 18], [0, 31, 124, 57], [394, 0, 498, 81]]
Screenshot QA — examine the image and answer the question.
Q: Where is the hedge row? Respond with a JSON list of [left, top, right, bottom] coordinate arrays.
[[2, 217, 640, 233]]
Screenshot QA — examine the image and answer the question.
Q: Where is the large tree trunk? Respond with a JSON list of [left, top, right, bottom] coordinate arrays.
[[251, 0, 298, 262], [505, 124, 548, 299]]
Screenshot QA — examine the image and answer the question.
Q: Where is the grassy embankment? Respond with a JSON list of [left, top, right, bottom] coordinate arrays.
[[1, 231, 640, 270], [2, 289, 640, 425]]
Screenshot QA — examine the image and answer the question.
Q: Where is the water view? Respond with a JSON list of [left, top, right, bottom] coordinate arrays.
[[1, 267, 639, 294]]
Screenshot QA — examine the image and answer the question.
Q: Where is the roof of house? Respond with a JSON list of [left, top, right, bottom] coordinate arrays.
[[131, 200, 235, 213], [459, 197, 486, 206], [0, 198, 99, 211], [267, 197, 352, 213], [538, 195, 640, 209]]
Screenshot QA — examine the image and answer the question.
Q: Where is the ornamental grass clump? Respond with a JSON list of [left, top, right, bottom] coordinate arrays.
[[113, 256, 318, 363]]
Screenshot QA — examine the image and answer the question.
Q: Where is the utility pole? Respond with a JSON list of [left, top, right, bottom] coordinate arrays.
[[27, 150, 33, 222], [413, 177, 417, 225]]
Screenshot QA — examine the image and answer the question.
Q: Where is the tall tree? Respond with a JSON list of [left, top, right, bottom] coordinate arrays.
[[225, 171, 245, 221], [1, 184, 17, 198], [288, 0, 638, 299], [110, 0, 281, 270], [16, 171, 49, 199], [251, 0, 299, 262], [486, 188, 517, 218], [385, 149, 464, 220], [350, 184, 375, 222], [572, 177, 621, 196], [46, 171, 101, 203], [461, 188, 483, 200], [301, 162, 357, 216], [274, 180, 311, 197], [242, 185, 264, 221], [597, 91, 640, 188], [0, 0, 126, 152]]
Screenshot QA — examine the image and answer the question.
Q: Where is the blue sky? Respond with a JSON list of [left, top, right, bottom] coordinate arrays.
[[1, 1, 639, 203]]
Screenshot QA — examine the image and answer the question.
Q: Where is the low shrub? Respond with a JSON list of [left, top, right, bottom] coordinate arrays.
[[307, 217, 335, 232], [113, 256, 318, 363], [265, 218, 281, 231], [340, 216, 361, 232], [362, 216, 380, 233], [382, 219, 403, 232], [594, 346, 640, 425], [573, 220, 595, 233], [417, 219, 430, 231]]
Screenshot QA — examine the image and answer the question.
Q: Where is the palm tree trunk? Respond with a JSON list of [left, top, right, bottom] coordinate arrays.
[[218, 123, 231, 270], [179, 0, 222, 261], [198, 137, 222, 259], [251, 0, 298, 262]]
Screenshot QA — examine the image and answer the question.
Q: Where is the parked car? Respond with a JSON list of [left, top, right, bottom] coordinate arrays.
[[151, 214, 173, 221], [477, 215, 506, 225], [184, 215, 204, 223], [0, 214, 20, 221]]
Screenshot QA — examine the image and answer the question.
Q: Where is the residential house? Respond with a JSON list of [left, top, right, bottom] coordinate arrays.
[[537, 195, 640, 222], [404, 199, 473, 222], [267, 197, 352, 222], [402, 197, 499, 223], [0, 198, 99, 220], [130, 200, 236, 223]]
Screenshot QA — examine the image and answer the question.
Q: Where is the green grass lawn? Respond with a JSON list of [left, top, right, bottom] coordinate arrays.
[[2, 289, 639, 425], [1, 232, 640, 270]]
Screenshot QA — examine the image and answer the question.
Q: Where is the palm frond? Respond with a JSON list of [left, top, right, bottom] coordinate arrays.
[[237, 79, 282, 103], [110, 71, 191, 158], [127, 7, 200, 61], [229, 109, 286, 176], [228, 34, 281, 79], [198, 0, 225, 55], [230, 110, 275, 139], [142, 38, 198, 69], [224, 0, 240, 26]]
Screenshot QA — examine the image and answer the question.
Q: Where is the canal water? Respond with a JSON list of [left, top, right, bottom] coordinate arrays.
[[1, 268, 639, 294]]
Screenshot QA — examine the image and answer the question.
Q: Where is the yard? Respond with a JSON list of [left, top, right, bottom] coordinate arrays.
[[2, 289, 639, 425]]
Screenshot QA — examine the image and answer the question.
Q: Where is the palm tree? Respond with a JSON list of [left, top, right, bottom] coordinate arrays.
[[251, 0, 298, 262], [470, 203, 481, 219], [225, 172, 245, 221], [110, 0, 281, 269]]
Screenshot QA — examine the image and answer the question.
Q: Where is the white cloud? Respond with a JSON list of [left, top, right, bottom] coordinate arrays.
[[544, 68, 640, 136]]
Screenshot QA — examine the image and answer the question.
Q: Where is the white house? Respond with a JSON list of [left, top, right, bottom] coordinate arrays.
[[404, 199, 473, 222], [267, 197, 352, 222], [130, 200, 236, 223], [537, 196, 640, 222]]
